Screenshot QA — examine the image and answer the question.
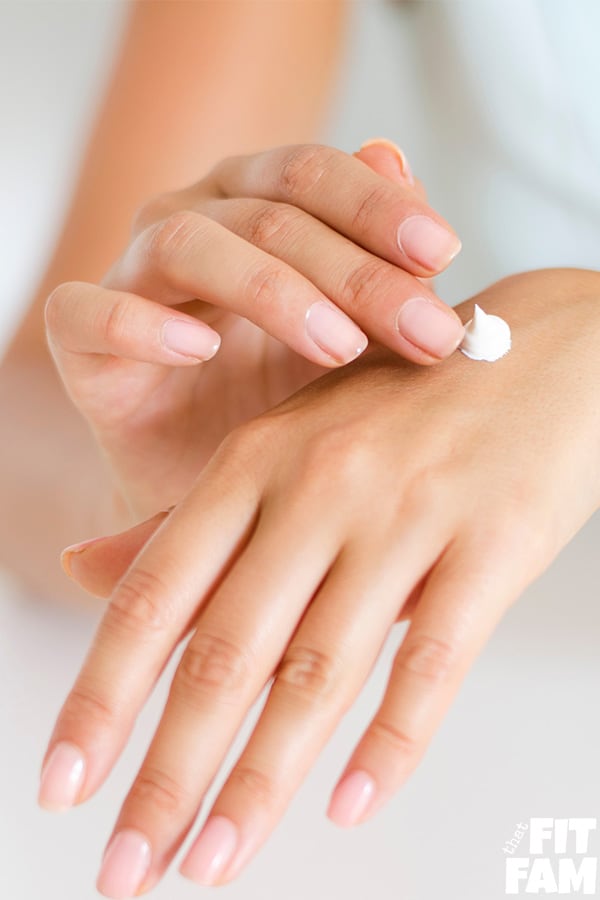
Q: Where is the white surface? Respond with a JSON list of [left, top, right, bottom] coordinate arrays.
[[2, 510, 599, 900], [2, 1, 599, 898]]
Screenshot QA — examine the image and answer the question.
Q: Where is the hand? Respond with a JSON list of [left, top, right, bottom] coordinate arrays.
[[43, 140, 463, 522], [42, 267, 600, 899]]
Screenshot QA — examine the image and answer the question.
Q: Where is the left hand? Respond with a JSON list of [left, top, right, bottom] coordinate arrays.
[[41, 268, 600, 897]]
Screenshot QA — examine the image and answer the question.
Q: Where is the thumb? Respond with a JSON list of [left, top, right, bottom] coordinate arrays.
[[60, 506, 174, 597]]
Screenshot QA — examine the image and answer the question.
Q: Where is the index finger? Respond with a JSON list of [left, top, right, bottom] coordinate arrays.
[[37, 441, 261, 813], [210, 144, 462, 277]]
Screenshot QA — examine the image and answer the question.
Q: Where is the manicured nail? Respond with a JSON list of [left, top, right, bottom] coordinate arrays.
[[397, 215, 462, 272], [395, 297, 465, 358], [96, 829, 152, 900], [305, 301, 368, 364], [180, 816, 239, 885], [60, 536, 106, 577], [161, 318, 221, 361], [360, 137, 414, 184], [38, 741, 86, 812], [327, 770, 376, 828]]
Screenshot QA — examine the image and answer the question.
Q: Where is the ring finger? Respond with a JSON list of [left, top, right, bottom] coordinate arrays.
[[178, 509, 456, 887]]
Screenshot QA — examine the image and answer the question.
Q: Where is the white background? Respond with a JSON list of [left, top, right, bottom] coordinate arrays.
[[1, 2, 599, 898]]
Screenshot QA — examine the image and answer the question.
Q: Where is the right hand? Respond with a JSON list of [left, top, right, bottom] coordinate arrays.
[[44, 140, 464, 522]]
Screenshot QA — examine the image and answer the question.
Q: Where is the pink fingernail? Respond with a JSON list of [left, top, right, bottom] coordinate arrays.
[[327, 770, 376, 828], [305, 301, 368, 365], [359, 138, 415, 185], [96, 829, 152, 900], [395, 297, 465, 358], [397, 215, 462, 272], [180, 816, 239, 885], [38, 741, 86, 812], [161, 318, 221, 361]]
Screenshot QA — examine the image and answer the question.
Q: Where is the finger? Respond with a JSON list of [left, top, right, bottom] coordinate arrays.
[[201, 195, 464, 364], [353, 141, 436, 293], [95, 481, 346, 897], [326, 523, 542, 828], [210, 143, 462, 276], [37, 436, 264, 816], [179, 510, 455, 887], [353, 138, 415, 186], [44, 282, 221, 375], [105, 211, 369, 368], [60, 508, 174, 599]]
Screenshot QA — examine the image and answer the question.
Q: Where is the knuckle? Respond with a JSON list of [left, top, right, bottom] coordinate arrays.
[[61, 685, 117, 730], [175, 632, 251, 705], [401, 467, 446, 517], [220, 417, 278, 461], [339, 258, 392, 317], [109, 567, 175, 635], [275, 645, 339, 704], [244, 203, 303, 251], [395, 633, 455, 684], [351, 183, 392, 233], [244, 261, 290, 315], [102, 296, 131, 346], [227, 764, 277, 806], [277, 144, 337, 199], [300, 426, 373, 488], [146, 210, 206, 274], [369, 718, 420, 756], [129, 766, 187, 815]]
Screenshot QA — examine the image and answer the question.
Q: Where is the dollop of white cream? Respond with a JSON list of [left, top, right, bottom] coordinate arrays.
[[459, 304, 511, 362]]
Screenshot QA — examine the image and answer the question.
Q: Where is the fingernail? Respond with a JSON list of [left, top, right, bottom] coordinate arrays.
[[38, 741, 86, 812], [161, 318, 221, 361], [305, 301, 368, 364], [180, 816, 239, 885], [360, 137, 414, 185], [96, 829, 152, 900], [61, 536, 105, 577], [397, 215, 462, 272], [395, 297, 465, 358], [327, 770, 376, 828]]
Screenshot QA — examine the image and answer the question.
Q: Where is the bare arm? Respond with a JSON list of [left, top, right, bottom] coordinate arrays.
[[1, 0, 347, 606]]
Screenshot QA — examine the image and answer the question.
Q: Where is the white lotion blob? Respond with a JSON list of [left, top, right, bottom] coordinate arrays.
[[459, 303, 511, 362]]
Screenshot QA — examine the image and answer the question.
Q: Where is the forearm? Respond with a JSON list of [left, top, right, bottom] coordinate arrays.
[[3, 0, 347, 601], [13, 0, 348, 355]]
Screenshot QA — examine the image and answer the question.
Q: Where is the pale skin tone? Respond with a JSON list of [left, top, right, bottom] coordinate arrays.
[[0, 0, 348, 602], [3, 0, 598, 896], [45, 269, 600, 896]]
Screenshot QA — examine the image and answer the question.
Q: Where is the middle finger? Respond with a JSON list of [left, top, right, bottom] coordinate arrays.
[[94, 485, 346, 898], [203, 196, 465, 363]]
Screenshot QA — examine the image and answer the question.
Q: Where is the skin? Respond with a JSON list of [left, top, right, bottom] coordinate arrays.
[[43, 142, 462, 524], [44, 267, 600, 893], [0, 0, 349, 603]]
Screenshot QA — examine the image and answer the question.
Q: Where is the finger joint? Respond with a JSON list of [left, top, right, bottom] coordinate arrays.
[[129, 766, 187, 815], [275, 645, 340, 706], [109, 567, 175, 635], [174, 632, 252, 706], [396, 633, 455, 683], [277, 144, 337, 201], [369, 718, 420, 757], [350, 183, 392, 233]]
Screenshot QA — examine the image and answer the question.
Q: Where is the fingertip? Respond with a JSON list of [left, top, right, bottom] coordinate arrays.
[[395, 297, 465, 361], [355, 138, 415, 186], [161, 318, 221, 363]]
